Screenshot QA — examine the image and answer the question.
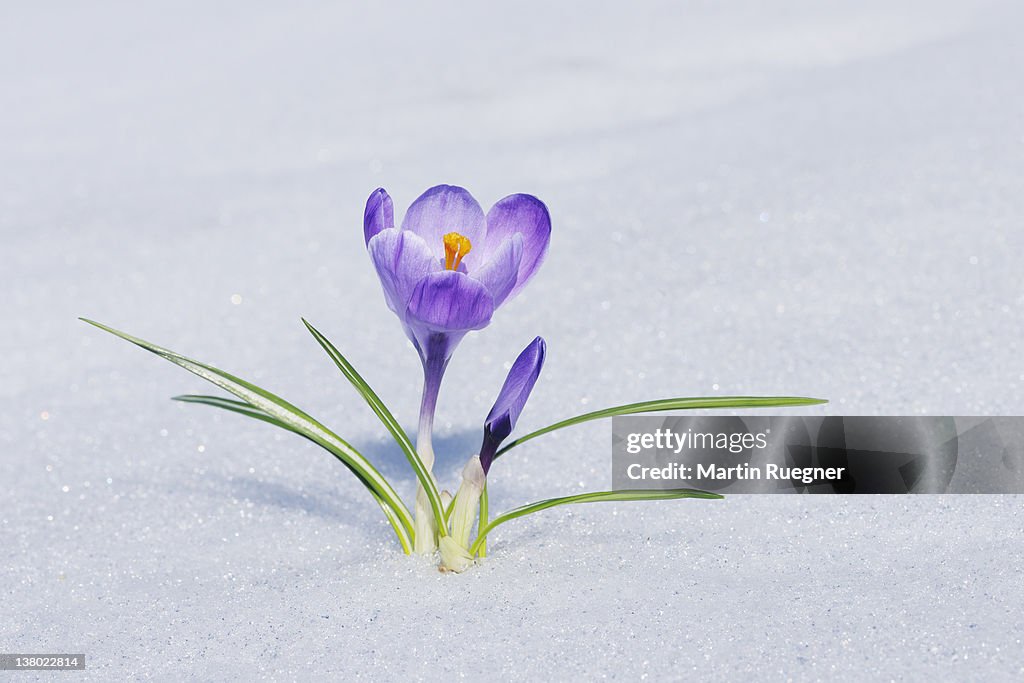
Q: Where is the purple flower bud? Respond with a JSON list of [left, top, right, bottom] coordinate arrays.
[[479, 336, 546, 474]]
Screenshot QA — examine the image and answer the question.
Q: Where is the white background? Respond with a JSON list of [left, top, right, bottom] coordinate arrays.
[[2, 1, 1022, 679]]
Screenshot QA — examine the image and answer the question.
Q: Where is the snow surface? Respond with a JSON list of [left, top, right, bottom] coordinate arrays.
[[3, 0, 1024, 679]]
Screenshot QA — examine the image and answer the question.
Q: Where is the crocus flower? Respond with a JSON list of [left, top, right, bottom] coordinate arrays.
[[479, 336, 547, 474], [364, 185, 551, 552], [364, 184, 550, 363]]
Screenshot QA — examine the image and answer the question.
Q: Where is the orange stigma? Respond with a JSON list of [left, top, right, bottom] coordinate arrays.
[[443, 232, 472, 271]]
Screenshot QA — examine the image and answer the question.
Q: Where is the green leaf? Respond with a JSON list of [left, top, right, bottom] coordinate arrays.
[[302, 318, 448, 537], [477, 483, 489, 558], [494, 396, 827, 461], [80, 318, 414, 553], [468, 488, 723, 556], [443, 494, 456, 524], [173, 394, 299, 433]]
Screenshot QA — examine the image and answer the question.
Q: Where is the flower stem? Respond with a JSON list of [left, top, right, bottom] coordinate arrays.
[[416, 353, 445, 466], [412, 335, 449, 553]]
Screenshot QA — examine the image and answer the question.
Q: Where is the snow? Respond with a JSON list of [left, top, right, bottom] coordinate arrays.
[[2, 0, 1023, 679]]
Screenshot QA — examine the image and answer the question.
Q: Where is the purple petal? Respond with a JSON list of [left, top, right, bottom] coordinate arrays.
[[406, 270, 494, 334], [469, 233, 523, 308], [364, 188, 394, 245], [367, 228, 440, 320], [480, 336, 546, 473], [401, 185, 486, 262], [483, 194, 551, 300]]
